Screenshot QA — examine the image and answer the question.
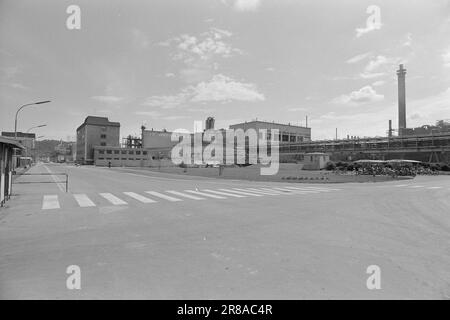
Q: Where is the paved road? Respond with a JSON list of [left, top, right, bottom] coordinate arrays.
[[1, 163, 450, 299]]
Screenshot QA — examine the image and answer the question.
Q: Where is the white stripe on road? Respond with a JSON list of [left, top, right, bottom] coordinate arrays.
[[124, 192, 157, 203], [272, 187, 319, 194], [239, 188, 281, 195], [284, 186, 335, 192], [395, 184, 408, 187], [42, 195, 60, 210], [99, 193, 128, 205], [43, 165, 65, 192], [166, 190, 205, 200], [145, 191, 182, 202], [427, 186, 442, 189], [184, 190, 227, 199], [409, 186, 424, 188], [73, 194, 96, 207], [218, 188, 263, 197], [201, 189, 247, 198]]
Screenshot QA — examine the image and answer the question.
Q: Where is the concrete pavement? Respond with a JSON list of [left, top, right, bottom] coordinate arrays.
[[1, 163, 450, 299]]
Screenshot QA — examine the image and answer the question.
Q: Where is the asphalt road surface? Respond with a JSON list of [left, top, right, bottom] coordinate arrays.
[[1, 163, 450, 299]]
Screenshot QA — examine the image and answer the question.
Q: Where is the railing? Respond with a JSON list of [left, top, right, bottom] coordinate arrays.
[[12, 173, 69, 192]]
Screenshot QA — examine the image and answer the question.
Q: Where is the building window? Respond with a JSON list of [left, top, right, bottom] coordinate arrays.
[[121, 150, 126, 154], [100, 134, 106, 139], [290, 135, 296, 142], [98, 157, 104, 160], [101, 127, 106, 132], [143, 151, 148, 155], [128, 158, 134, 160], [128, 150, 134, 154], [99, 150, 105, 154], [136, 151, 141, 155], [114, 150, 119, 154], [106, 150, 112, 154], [114, 158, 119, 160], [282, 134, 289, 142], [100, 142, 106, 146]]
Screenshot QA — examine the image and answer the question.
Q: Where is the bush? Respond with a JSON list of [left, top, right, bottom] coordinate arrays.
[[441, 164, 450, 171], [325, 161, 336, 171]]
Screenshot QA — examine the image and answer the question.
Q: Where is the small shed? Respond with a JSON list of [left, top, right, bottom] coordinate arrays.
[[0, 137, 24, 206], [302, 152, 330, 170]]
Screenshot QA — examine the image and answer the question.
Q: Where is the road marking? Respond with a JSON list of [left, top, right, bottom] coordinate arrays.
[[124, 192, 157, 203], [394, 184, 408, 187], [99, 193, 128, 205], [284, 186, 335, 192], [201, 189, 247, 198], [184, 190, 227, 199], [218, 188, 263, 197], [73, 194, 96, 207], [42, 195, 60, 210], [145, 191, 182, 202], [427, 186, 442, 189], [409, 185, 424, 188], [166, 190, 205, 200], [43, 165, 65, 192], [272, 187, 318, 194], [233, 187, 279, 195]]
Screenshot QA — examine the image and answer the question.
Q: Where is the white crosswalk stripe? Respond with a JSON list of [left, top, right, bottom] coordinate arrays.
[[145, 191, 182, 202], [99, 193, 128, 205], [272, 187, 319, 194], [241, 188, 282, 195], [73, 194, 96, 207], [218, 188, 263, 197], [124, 192, 156, 203], [42, 195, 60, 210], [184, 190, 227, 199], [201, 189, 247, 198], [284, 186, 335, 192], [426, 186, 442, 189], [166, 190, 205, 200]]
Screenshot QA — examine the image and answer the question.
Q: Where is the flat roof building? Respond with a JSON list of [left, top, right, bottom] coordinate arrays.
[[76, 116, 120, 165], [229, 120, 311, 143]]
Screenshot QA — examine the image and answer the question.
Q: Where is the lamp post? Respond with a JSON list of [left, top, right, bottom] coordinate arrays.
[[14, 100, 51, 139], [26, 124, 47, 133]]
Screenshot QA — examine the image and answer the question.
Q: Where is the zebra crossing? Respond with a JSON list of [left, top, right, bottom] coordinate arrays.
[[40, 186, 341, 211]]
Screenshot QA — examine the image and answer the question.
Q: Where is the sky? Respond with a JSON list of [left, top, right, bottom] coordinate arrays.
[[1, 0, 449, 141]]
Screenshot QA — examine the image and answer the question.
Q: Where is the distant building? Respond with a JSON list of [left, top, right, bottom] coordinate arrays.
[[229, 120, 311, 143], [302, 152, 330, 170], [141, 128, 178, 151], [76, 116, 120, 165], [93, 146, 155, 167], [401, 120, 450, 136]]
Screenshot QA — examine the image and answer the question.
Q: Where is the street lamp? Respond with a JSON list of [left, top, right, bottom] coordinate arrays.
[[14, 100, 51, 139], [26, 124, 47, 133]]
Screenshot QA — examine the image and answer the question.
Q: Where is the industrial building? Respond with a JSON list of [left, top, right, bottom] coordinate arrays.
[[229, 120, 311, 143], [76, 116, 120, 164]]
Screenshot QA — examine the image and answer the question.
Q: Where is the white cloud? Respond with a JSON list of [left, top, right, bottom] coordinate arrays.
[[91, 95, 124, 103], [190, 74, 265, 102], [141, 74, 264, 109], [165, 72, 176, 78], [442, 46, 450, 67], [332, 85, 384, 105], [232, 0, 262, 12], [346, 52, 372, 64]]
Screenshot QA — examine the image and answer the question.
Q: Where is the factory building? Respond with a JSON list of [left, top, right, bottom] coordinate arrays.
[[229, 120, 311, 143], [1, 132, 36, 167], [76, 116, 120, 164]]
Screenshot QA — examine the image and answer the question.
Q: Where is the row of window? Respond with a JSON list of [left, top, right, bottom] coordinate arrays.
[[97, 158, 145, 161], [98, 150, 148, 155]]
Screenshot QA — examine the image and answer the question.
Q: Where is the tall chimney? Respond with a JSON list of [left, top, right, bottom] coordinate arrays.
[[388, 120, 392, 138], [397, 64, 407, 136]]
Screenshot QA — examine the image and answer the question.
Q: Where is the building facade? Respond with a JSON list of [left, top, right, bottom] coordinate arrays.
[[93, 146, 157, 167], [76, 116, 120, 164], [1, 132, 35, 167], [229, 120, 311, 143]]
